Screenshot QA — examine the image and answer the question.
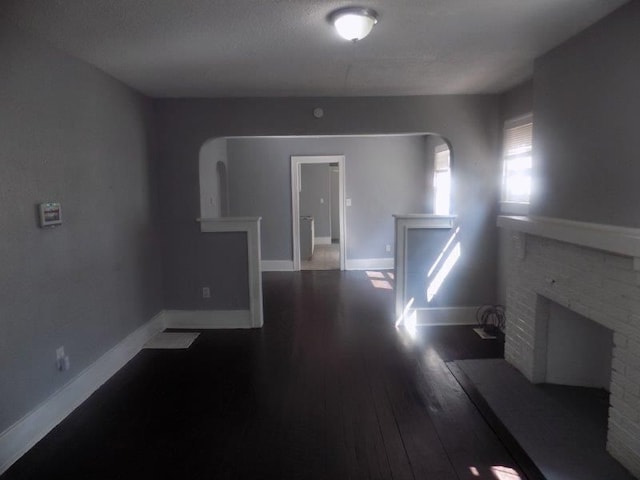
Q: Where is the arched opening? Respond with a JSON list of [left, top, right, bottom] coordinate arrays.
[[199, 137, 228, 219], [199, 133, 455, 273], [216, 160, 229, 217], [425, 134, 454, 215]]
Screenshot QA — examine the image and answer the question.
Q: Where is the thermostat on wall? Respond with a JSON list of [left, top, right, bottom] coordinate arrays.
[[39, 202, 62, 227]]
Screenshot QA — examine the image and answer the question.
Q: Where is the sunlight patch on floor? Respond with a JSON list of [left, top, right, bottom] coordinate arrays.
[[491, 466, 521, 479], [367, 271, 395, 290]]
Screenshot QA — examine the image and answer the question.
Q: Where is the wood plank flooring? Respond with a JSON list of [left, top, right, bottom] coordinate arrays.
[[2, 271, 522, 480]]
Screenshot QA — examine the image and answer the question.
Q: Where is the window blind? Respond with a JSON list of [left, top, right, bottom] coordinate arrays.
[[503, 122, 532, 156], [435, 147, 450, 171], [502, 115, 533, 204]]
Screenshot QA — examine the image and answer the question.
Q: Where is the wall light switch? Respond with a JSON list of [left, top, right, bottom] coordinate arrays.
[[320, 198, 324, 204], [56, 347, 70, 371], [39, 202, 62, 228], [202, 287, 211, 298], [346, 198, 352, 207]]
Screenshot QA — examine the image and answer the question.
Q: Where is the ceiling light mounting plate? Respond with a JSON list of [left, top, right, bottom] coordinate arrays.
[[329, 6, 378, 42]]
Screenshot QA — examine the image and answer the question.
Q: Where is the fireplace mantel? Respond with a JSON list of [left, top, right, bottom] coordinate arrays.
[[498, 215, 640, 260], [499, 214, 640, 476]]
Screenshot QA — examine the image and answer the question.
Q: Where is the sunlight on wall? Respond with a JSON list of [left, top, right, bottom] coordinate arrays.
[[427, 227, 460, 277], [395, 297, 418, 343], [395, 297, 415, 328], [427, 242, 461, 302]]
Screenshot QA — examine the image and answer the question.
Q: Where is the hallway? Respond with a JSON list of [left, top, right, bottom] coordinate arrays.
[[4, 271, 521, 479], [301, 244, 340, 270]]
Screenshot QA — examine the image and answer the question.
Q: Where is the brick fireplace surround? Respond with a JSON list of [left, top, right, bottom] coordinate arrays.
[[498, 216, 640, 478]]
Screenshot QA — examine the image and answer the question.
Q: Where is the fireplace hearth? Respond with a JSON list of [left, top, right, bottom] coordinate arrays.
[[499, 215, 640, 478]]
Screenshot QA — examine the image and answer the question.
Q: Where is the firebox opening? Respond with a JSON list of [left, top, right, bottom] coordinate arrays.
[[545, 301, 614, 391]]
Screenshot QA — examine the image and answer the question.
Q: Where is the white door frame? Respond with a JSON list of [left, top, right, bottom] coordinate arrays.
[[291, 155, 346, 271]]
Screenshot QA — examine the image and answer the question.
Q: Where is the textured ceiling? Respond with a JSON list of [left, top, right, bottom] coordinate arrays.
[[2, 0, 629, 97]]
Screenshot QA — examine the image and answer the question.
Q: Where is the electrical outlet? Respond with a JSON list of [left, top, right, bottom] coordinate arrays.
[[386, 244, 391, 252], [56, 347, 70, 371], [202, 286, 211, 299]]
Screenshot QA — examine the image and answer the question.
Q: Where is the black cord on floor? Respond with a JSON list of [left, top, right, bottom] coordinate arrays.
[[476, 305, 505, 336]]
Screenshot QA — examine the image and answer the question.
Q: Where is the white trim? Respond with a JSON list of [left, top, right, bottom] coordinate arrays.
[[346, 258, 394, 270], [200, 217, 263, 328], [393, 214, 457, 319], [500, 201, 529, 216], [0, 311, 166, 476], [415, 306, 479, 326], [261, 260, 294, 272], [163, 310, 252, 329], [197, 216, 261, 230], [223, 133, 432, 140], [497, 215, 640, 258], [291, 156, 346, 271], [314, 236, 332, 245], [393, 214, 457, 220]]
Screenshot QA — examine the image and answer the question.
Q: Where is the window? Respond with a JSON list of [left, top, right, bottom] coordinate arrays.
[[434, 144, 451, 215], [502, 115, 533, 205]]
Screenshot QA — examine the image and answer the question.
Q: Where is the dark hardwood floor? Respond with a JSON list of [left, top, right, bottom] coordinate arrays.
[[3, 271, 521, 480]]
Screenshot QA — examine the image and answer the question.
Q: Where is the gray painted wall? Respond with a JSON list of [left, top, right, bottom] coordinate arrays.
[[500, 80, 534, 124], [161, 227, 249, 310], [406, 227, 475, 307], [531, 1, 640, 227], [300, 164, 332, 239], [498, 3, 639, 305], [227, 135, 428, 261], [155, 95, 501, 310], [0, 22, 162, 433]]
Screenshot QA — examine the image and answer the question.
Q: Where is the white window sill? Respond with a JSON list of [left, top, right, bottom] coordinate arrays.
[[500, 202, 530, 215]]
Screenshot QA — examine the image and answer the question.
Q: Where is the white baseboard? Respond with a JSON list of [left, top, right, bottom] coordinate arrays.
[[315, 236, 332, 245], [0, 311, 165, 476], [346, 258, 394, 270], [261, 260, 294, 272], [0, 306, 258, 475], [415, 306, 479, 326], [163, 309, 252, 329]]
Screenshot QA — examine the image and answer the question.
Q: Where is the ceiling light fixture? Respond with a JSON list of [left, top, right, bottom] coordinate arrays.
[[330, 7, 378, 42]]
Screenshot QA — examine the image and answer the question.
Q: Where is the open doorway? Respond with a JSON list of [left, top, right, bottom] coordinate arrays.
[[291, 155, 346, 271], [299, 163, 339, 270]]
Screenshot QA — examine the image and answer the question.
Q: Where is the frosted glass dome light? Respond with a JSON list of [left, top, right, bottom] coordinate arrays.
[[330, 7, 378, 42]]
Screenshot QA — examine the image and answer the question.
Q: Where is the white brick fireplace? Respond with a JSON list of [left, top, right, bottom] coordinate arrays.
[[498, 215, 640, 477]]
